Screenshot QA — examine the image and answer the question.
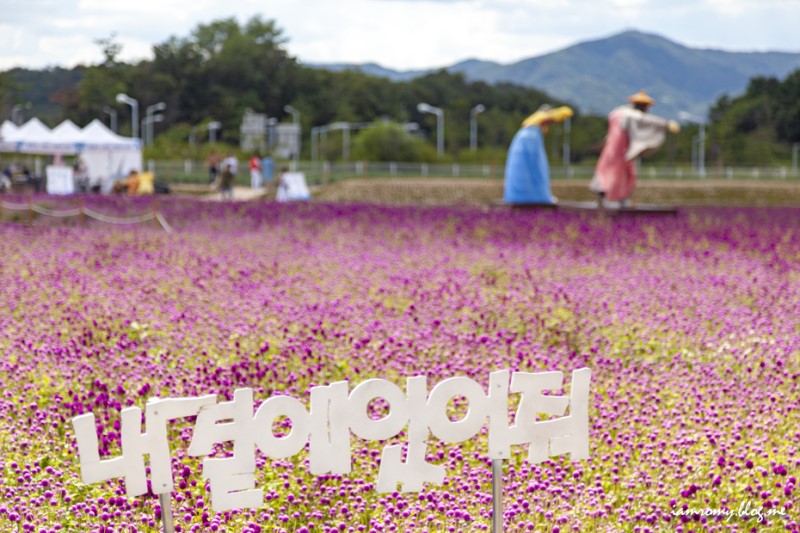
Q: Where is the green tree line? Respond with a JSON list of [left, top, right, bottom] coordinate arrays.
[[2, 16, 799, 166], [707, 71, 800, 166]]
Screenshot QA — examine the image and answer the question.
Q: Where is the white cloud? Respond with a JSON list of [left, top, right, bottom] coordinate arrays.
[[0, 0, 798, 71], [38, 35, 101, 67], [705, 0, 750, 15], [0, 24, 25, 50]]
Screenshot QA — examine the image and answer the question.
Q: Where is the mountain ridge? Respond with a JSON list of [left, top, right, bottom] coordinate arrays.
[[308, 30, 800, 119]]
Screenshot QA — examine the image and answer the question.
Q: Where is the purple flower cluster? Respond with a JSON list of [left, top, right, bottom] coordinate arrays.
[[0, 196, 798, 532]]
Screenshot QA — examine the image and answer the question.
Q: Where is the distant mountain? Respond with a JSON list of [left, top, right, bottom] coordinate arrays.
[[304, 62, 429, 82], [310, 30, 800, 120]]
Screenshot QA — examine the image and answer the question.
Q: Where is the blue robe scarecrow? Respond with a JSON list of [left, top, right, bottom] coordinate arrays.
[[504, 126, 553, 204], [503, 105, 573, 205]]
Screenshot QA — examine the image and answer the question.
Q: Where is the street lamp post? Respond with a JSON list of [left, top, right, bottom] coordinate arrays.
[[12, 103, 30, 125], [313, 122, 372, 162], [418, 103, 444, 156], [11, 105, 23, 125], [326, 122, 350, 160], [208, 121, 221, 144], [342, 124, 351, 161], [267, 117, 278, 149], [284, 105, 300, 170], [103, 106, 117, 133], [144, 102, 166, 146], [311, 126, 322, 163], [141, 114, 164, 147], [679, 111, 706, 178], [115, 93, 139, 139], [470, 104, 485, 152], [189, 126, 199, 146], [321, 127, 328, 161], [698, 122, 706, 178], [563, 117, 571, 172]]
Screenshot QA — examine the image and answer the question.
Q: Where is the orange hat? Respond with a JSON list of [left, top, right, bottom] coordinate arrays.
[[628, 90, 655, 106]]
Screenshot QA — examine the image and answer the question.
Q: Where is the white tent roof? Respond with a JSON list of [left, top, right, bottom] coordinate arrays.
[[0, 121, 18, 151], [13, 117, 51, 142], [79, 119, 140, 149], [51, 119, 82, 142], [0, 117, 140, 154], [1, 120, 19, 140], [3, 117, 66, 153]]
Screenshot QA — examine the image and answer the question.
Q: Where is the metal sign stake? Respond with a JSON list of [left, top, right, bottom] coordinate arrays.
[[159, 493, 175, 533], [491, 459, 503, 533]]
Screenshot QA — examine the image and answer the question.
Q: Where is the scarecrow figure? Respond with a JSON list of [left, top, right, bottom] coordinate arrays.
[[590, 90, 680, 207], [504, 104, 573, 204]]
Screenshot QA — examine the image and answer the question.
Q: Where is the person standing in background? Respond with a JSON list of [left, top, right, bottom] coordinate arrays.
[[207, 149, 221, 185], [218, 163, 235, 200], [262, 154, 274, 187], [249, 153, 262, 189], [222, 152, 238, 177]]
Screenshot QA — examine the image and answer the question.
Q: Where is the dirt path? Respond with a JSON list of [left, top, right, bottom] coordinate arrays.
[[312, 178, 800, 207]]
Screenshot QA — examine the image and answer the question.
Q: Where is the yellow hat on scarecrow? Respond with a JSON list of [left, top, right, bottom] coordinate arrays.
[[521, 104, 574, 128], [628, 90, 655, 106]]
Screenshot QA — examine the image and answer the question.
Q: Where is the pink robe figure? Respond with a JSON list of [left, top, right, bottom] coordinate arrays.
[[591, 106, 671, 201]]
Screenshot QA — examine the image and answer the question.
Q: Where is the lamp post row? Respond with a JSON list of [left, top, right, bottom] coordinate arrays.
[[107, 95, 484, 156], [311, 105, 487, 160], [106, 99, 569, 162], [418, 103, 492, 155]]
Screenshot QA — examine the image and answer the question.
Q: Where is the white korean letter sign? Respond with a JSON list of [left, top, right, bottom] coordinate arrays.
[[72, 368, 591, 512]]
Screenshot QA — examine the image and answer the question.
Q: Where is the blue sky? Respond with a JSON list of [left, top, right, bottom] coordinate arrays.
[[1, 0, 799, 71]]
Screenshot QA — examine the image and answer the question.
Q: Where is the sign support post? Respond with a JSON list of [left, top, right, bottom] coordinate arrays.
[[492, 459, 503, 533], [159, 493, 175, 533]]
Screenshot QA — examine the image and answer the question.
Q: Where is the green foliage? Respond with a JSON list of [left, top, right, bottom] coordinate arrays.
[[164, 15, 298, 128], [0, 71, 15, 119], [68, 66, 129, 127], [774, 70, 800, 142], [143, 123, 252, 163], [351, 121, 434, 162], [94, 33, 123, 66], [4, 67, 82, 125], [143, 123, 198, 160], [708, 69, 800, 165]]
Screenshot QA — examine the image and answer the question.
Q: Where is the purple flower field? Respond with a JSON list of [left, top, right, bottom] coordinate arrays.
[[1, 196, 798, 532]]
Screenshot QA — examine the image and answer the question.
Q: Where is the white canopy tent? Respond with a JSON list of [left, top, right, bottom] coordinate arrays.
[[77, 119, 143, 191], [0, 118, 142, 192]]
